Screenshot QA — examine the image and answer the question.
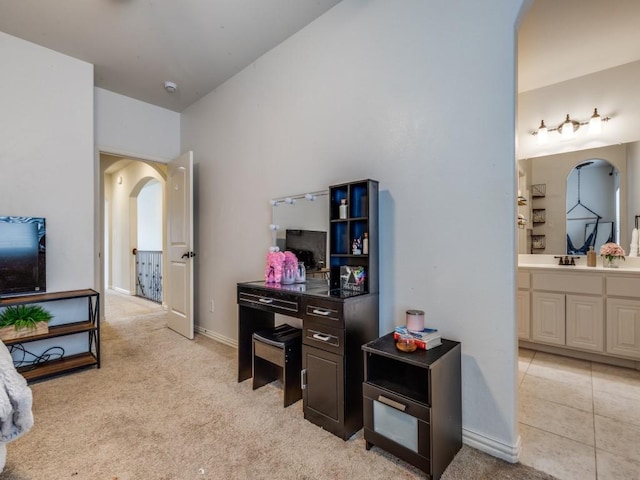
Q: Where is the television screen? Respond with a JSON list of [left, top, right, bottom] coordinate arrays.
[[285, 229, 327, 271], [0, 216, 46, 296]]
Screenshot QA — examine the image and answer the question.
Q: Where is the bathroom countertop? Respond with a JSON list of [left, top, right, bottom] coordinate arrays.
[[518, 262, 640, 273], [518, 254, 640, 273]]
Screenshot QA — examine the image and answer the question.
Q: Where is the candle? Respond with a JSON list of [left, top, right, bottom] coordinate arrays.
[[406, 310, 425, 332]]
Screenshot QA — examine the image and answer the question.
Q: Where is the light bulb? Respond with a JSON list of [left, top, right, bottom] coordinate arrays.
[[536, 120, 548, 145], [589, 108, 602, 135], [561, 114, 575, 140]]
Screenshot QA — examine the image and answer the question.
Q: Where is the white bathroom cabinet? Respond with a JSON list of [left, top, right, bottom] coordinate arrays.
[[531, 291, 566, 346], [517, 268, 640, 365], [606, 298, 640, 359]]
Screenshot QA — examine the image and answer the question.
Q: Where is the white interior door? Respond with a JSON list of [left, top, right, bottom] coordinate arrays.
[[167, 151, 194, 339]]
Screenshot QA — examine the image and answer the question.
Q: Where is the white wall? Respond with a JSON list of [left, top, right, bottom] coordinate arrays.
[[182, 0, 525, 460], [138, 181, 163, 251], [95, 88, 181, 162], [0, 31, 94, 292]]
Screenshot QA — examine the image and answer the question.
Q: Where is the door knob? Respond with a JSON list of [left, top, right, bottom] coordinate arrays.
[[181, 251, 196, 259]]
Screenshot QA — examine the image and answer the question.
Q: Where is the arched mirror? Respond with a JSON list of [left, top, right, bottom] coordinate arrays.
[[566, 159, 619, 255]]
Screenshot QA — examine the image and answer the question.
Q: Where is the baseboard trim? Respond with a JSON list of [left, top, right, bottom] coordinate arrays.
[[195, 326, 237, 348], [112, 286, 133, 296], [462, 428, 521, 463]]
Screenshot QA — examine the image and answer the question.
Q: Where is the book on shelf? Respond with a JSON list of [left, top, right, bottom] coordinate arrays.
[[393, 326, 442, 350]]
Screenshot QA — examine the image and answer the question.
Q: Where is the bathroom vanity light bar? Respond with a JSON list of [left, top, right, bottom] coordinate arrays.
[[531, 108, 611, 145]]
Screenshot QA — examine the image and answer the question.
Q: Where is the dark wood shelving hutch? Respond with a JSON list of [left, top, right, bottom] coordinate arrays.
[[329, 179, 379, 293], [0, 289, 100, 381]]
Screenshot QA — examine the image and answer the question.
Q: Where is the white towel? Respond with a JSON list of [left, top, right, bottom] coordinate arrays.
[[631, 228, 639, 257]]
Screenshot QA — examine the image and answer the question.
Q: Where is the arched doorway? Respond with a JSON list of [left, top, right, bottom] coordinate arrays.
[[101, 153, 167, 305]]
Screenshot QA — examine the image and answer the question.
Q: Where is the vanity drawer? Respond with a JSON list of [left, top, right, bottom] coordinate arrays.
[[303, 320, 344, 355], [606, 276, 640, 298], [303, 298, 344, 328], [532, 272, 602, 295], [518, 270, 530, 289], [238, 289, 300, 315]]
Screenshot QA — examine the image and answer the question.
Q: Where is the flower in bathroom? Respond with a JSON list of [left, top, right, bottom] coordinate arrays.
[[599, 242, 625, 261]]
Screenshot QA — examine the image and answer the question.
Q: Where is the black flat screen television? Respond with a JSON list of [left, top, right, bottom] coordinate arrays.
[[285, 229, 327, 271], [0, 216, 46, 297]]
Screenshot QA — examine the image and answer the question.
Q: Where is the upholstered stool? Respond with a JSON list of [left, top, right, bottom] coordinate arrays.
[[252, 324, 302, 407]]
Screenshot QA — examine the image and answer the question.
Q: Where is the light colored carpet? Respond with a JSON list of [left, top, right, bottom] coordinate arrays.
[[3, 308, 557, 479]]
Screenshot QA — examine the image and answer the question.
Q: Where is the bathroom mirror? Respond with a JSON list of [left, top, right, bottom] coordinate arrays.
[[565, 160, 619, 255], [518, 143, 634, 255]]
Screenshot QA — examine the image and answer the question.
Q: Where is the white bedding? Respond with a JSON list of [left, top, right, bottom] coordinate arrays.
[[0, 341, 33, 472]]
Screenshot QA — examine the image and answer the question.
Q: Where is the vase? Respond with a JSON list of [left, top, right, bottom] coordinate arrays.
[[281, 263, 296, 284], [603, 256, 620, 268], [295, 262, 306, 283]]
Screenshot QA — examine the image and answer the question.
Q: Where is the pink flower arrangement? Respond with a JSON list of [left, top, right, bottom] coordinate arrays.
[[599, 242, 625, 261], [265, 250, 285, 283]]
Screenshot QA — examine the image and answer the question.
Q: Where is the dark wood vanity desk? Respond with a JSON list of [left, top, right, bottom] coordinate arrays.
[[237, 279, 379, 439]]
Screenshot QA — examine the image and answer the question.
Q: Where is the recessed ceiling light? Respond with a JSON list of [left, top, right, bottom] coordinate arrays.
[[164, 81, 177, 93]]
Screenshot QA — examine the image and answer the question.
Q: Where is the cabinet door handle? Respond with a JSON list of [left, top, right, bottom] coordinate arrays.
[[377, 395, 407, 412], [312, 308, 331, 316], [301, 369, 307, 390], [312, 333, 332, 342], [258, 298, 274, 304]]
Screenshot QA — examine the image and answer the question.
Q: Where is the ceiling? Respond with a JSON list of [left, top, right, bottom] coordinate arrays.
[[518, 0, 640, 93], [0, 1, 639, 111], [0, 0, 341, 112]]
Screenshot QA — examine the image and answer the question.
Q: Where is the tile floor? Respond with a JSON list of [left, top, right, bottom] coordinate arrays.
[[518, 348, 640, 480]]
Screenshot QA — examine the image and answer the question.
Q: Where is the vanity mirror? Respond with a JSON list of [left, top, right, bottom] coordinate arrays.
[[518, 143, 637, 255], [270, 191, 329, 272], [566, 160, 618, 255]]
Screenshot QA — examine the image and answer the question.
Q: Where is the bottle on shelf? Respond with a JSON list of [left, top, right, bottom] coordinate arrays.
[[363, 232, 368, 255], [587, 246, 596, 267], [339, 199, 348, 219]]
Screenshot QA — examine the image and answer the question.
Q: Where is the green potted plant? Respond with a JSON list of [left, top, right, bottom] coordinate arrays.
[[0, 304, 53, 341]]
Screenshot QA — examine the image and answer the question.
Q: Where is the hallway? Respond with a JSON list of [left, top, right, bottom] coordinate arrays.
[[104, 289, 164, 319]]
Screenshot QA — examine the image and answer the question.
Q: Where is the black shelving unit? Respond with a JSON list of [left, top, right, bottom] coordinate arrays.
[[362, 333, 461, 479], [0, 289, 100, 382], [329, 179, 379, 293]]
